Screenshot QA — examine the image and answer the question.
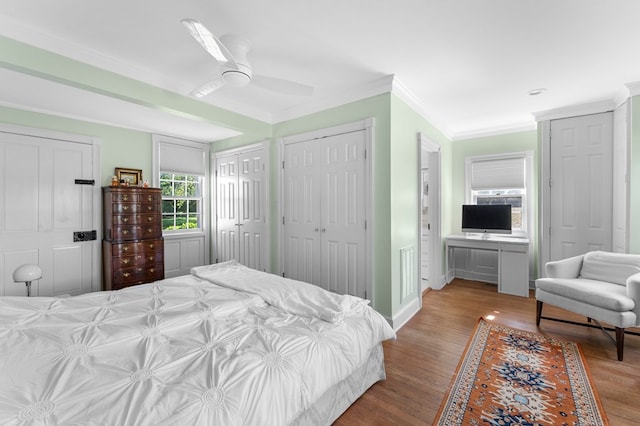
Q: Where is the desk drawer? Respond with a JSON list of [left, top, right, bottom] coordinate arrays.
[[500, 243, 528, 253]]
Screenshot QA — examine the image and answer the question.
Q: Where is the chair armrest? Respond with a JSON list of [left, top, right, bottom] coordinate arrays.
[[627, 272, 640, 324], [545, 254, 584, 278]]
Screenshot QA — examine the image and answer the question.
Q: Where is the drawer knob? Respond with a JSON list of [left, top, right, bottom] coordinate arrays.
[[123, 272, 130, 278], [147, 195, 153, 201], [123, 205, 130, 211], [147, 217, 153, 222], [149, 268, 155, 273], [123, 229, 129, 235], [147, 206, 153, 211], [123, 246, 129, 252], [148, 256, 154, 261], [123, 217, 129, 223], [149, 244, 154, 249], [123, 195, 129, 201], [122, 258, 130, 264]]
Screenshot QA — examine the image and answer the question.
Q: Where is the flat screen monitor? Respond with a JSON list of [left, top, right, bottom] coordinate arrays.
[[461, 204, 512, 234]]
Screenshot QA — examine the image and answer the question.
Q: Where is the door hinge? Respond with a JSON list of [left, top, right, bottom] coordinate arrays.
[[282, 161, 285, 169], [364, 149, 367, 160], [215, 170, 218, 177], [282, 272, 285, 277], [282, 216, 285, 225], [74, 179, 95, 186], [364, 220, 367, 230]]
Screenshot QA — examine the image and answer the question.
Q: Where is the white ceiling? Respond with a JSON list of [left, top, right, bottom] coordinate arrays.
[[1, 0, 640, 141]]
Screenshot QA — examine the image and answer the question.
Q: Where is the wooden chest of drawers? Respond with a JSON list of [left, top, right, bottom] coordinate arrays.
[[102, 187, 164, 291]]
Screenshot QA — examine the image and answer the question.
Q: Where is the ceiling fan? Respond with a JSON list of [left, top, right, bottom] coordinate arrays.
[[181, 19, 314, 98]]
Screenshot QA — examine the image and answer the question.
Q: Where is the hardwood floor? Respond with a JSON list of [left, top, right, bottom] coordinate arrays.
[[335, 279, 640, 425]]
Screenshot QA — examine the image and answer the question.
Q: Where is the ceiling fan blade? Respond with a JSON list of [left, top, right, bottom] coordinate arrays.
[[252, 75, 314, 96], [181, 19, 237, 66], [190, 78, 226, 98]]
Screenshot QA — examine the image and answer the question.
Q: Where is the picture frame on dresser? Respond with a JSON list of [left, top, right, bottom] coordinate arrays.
[[115, 167, 143, 186]]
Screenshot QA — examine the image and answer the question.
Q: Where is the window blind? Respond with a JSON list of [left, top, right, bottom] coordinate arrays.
[[159, 143, 206, 175], [470, 157, 525, 190]]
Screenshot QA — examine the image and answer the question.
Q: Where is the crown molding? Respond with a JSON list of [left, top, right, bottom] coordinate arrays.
[[532, 99, 617, 122], [271, 75, 395, 124], [450, 122, 537, 141], [626, 81, 640, 97]]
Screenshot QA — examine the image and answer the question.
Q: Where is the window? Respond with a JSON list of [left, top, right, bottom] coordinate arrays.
[[160, 173, 202, 232], [465, 152, 532, 235], [152, 136, 209, 235]]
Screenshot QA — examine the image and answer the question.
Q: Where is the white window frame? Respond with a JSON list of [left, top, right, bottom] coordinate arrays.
[[464, 151, 534, 238], [152, 134, 210, 237]]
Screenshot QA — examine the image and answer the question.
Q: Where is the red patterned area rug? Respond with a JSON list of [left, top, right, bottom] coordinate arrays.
[[433, 318, 609, 425]]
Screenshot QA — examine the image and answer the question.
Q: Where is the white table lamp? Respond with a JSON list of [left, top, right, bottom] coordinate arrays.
[[13, 264, 43, 297]]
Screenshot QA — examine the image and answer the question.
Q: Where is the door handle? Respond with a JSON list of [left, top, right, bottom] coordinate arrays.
[[321, 228, 326, 233]]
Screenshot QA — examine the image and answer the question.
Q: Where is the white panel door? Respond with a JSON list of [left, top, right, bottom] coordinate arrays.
[[282, 141, 321, 284], [320, 131, 366, 297], [282, 130, 367, 298], [215, 148, 267, 270], [215, 154, 238, 263], [549, 112, 613, 260], [0, 132, 95, 296], [237, 150, 266, 271]]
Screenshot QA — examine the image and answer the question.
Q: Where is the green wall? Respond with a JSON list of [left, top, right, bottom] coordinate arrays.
[[389, 95, 452, 310], [0, 105, 153, 186], [451, 130, 539, 272]]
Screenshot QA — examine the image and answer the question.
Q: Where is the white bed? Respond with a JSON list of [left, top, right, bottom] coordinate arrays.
[[0, 261, 395, 425]]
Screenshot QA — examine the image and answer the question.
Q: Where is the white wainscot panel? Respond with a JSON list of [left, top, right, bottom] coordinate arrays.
[[164, 235, 206, 278], [52, 246, 82, 295], [164, 240, 182, 276]]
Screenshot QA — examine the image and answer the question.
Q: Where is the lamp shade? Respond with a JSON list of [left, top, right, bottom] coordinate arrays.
[[13, 264, 43, 283]]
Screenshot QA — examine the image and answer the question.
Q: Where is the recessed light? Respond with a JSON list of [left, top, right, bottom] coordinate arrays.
[[528, 88, 547, 96]]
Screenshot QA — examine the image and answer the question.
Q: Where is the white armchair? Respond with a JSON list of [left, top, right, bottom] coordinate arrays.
[[535, 251, 640, 361]]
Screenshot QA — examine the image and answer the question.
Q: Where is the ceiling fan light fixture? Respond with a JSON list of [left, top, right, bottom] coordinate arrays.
[[222, 70, 251, 87]]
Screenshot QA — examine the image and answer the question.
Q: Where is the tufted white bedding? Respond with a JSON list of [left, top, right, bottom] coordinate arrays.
[[0, 261, 395, 425]]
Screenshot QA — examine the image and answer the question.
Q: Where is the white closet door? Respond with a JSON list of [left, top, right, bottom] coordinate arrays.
[[282, 141, 322, 284], [0, 132, 95, 296], [321, 131, 366, 297], [215, 154, 239, 262], [215, 147, 267, 270], [549, 112, 613, 260], [237, 150, 266, 271], [282, 130, 367, 298]]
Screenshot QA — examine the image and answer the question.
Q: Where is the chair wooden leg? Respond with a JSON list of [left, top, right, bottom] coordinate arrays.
[[616, 327, 625, 361], [536, 301, 543, 326]]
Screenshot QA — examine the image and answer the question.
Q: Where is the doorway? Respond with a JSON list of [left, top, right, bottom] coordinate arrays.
[[418, 133, 442, 291]]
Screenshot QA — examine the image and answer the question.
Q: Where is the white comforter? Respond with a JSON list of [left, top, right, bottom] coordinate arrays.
[[0, 262, 394, 425]]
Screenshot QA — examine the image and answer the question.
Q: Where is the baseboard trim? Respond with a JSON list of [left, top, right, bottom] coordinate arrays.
[[387, 296, 421, 332]]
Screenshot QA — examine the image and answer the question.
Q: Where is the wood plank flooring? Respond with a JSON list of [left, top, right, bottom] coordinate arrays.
[[335, 279, 640, 425]]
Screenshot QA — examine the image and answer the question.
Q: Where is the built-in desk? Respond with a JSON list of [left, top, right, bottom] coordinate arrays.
[[446, 234, 530, 297]]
